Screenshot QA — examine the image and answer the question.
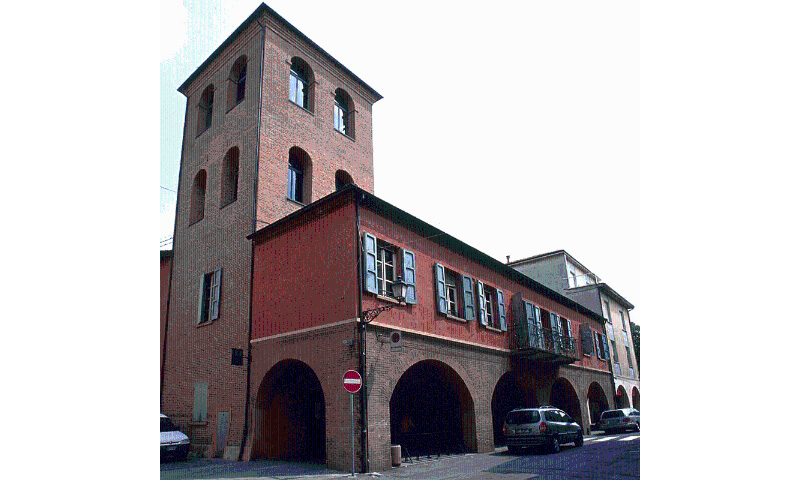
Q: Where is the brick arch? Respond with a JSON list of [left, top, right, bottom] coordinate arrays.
[[251, 358, 327, 463], [616, 385, 631, 408], [587, 381, 610, 426], [550, 376, 583, 428], [385, 348, 480, 408]]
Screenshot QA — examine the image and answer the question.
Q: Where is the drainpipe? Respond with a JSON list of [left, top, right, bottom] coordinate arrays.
[[238, 17, 266, 462], [355, 191, 368, 473]]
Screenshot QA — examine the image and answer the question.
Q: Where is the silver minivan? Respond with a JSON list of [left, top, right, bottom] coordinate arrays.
[[503, 406, 583, 454], [599, 408, 640, 433]]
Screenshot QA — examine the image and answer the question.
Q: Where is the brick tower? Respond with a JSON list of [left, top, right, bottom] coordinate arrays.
[[161, 3, 381, 459]]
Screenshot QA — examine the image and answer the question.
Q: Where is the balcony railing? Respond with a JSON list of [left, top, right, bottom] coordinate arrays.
[[511, 326, 579, 364]]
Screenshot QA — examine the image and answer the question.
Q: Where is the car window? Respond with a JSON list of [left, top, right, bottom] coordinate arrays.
[[601, 410, 623, 419], [544, 410, 560, 422], [506, 410, 540, 424], [161, 417, 179, 432], [562, 413, 574, 423]]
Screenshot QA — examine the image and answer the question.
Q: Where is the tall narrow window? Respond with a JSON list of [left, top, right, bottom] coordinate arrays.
[[333, 88, 354, 137], [227, 56, 247, 110], [189, 170, 207, 224], [197, 85, 214, 135], [220, 147, 239, 207], [289, 57, 314, 111], [287, 147, 311, 204], [444, 269, 459, 316], [198, 268, 222, 324]]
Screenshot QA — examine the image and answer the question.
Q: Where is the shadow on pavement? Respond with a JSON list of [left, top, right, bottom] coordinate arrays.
[[160, 458, 343, 480]]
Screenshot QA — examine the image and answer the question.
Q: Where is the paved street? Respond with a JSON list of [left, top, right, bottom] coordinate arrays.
[[161, 432, 639, 480]]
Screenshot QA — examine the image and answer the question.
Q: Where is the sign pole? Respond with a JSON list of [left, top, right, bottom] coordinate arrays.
[[350, 392, 355, 476]]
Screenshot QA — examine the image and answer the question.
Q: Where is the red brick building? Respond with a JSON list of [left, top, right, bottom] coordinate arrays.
[[243, 186, 614, 471], [161, 3, 381, 460]]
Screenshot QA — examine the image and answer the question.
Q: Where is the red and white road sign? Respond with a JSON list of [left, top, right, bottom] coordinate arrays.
[[343, 370, 362, 394]]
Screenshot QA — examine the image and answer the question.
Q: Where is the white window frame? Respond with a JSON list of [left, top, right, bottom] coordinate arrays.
[[376, 242, 396, 297]]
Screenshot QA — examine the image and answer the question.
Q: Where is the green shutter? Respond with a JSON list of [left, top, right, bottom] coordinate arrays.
[[401, 249, 416, 304], [497, 289, 506, 331], [533, 305, 542, 349], [476, 280, 487, 326], [434, 263, 447, 314], [462, 276, 475, 321], [363, 232, 378, 294], [210, 268, 222, 320]]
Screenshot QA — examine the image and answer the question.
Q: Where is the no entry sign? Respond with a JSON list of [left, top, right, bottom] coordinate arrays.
[[343, 369, 362, 394]]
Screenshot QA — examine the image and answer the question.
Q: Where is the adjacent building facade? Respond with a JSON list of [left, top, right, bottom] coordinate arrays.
[[509, 250, 640, 412]]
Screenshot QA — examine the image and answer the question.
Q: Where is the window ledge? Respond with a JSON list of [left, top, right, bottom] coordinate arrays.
[[289, 99, 314, 116], [285, 197, 307, 207], [196, 127, 210, 138], [334, 128, 355, 142], [485, 325, 504, 333], [444, 314, 467, 323], [220, 199, 236, 209], [197, 320, 214, 328], [377, 294, 401, 305], [188, 217, 204, 227]]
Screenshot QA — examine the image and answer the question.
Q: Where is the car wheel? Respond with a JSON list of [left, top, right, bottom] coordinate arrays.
[[575, 431, 583, 447], [552, 436, 560, 453]]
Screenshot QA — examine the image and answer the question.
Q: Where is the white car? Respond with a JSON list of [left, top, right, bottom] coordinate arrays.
[[599, 408, 640, 433], [160, 414, 190, 461]]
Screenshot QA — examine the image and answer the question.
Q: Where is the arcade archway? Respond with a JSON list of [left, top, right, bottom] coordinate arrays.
[[616, 385, 631, 408], [587, 382, 610, 427], [632, 386, 639, 409], [252, 360, 326, 463], [549, 377, 583, 429], [491, 372, 527, 446], [390, 360, 476, 457]]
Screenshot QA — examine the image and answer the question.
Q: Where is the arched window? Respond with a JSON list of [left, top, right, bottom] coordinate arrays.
[[287, 147, 311, 204], [190, 169, 207, 224], [289, 57, 314, 111], [220, 147, 239, 207], [335, 170, 354, 191], [333, 88, 354, 137], [197, 85, 214, 135], [227, 56, 247, 110]]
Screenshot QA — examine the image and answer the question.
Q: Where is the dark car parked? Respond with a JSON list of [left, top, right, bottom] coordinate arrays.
[[503, 406, 583, 454]]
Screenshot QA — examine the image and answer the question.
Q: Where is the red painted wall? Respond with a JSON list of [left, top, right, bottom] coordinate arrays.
[[251, 197, 358, 340]]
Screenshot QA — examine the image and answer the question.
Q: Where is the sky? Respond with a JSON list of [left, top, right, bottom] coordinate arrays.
[[160, 0, 641, 322]]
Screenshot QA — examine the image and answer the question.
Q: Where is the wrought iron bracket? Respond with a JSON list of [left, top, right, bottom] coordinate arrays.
[[361, 304, 396, 324]]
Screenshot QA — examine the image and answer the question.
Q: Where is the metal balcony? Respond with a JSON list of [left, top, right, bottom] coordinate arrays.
[[511, 327, 580, 365]]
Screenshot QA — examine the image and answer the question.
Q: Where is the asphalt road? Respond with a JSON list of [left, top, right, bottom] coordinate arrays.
[[160, 431, 639, 480]]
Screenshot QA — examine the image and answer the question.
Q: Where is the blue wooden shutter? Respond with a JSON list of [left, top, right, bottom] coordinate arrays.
[[401, 249, 416, 304], [602, 334, 610, 360], [363, 232, 378, 294], [462, 276, 475, 321], [580, 324, 593, 355], [564, 317, 573, 354], [534, 305, 542, 349], [476, 280, 487, 326], [434, 263, 447, 314], [497, 289, 506, 331], [550, 312, 560, 353], [210, 268, 222, 320]]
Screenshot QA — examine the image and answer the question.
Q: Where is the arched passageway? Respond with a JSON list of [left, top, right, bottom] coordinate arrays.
[[549, 378, 583, 429], [616, 385, 631, 408], [252, 360, 326, 463], [491, 372, 528, 446], [632, 386, 639, 409], [390, 360, 476, 457], [587, 382, 610, 427]]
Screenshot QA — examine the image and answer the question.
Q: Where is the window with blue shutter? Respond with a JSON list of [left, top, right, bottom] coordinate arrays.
[[602, 334, 610, 360], [580, 323, 594, 355], [462, 276, 475, 321], [497, 289, 506, 331], [563, 317, 573, 354], [363, 232, 378, 294], [476, 281, 487, 326], [434, 263, 447, 314], [401, 249, 416, 304]]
